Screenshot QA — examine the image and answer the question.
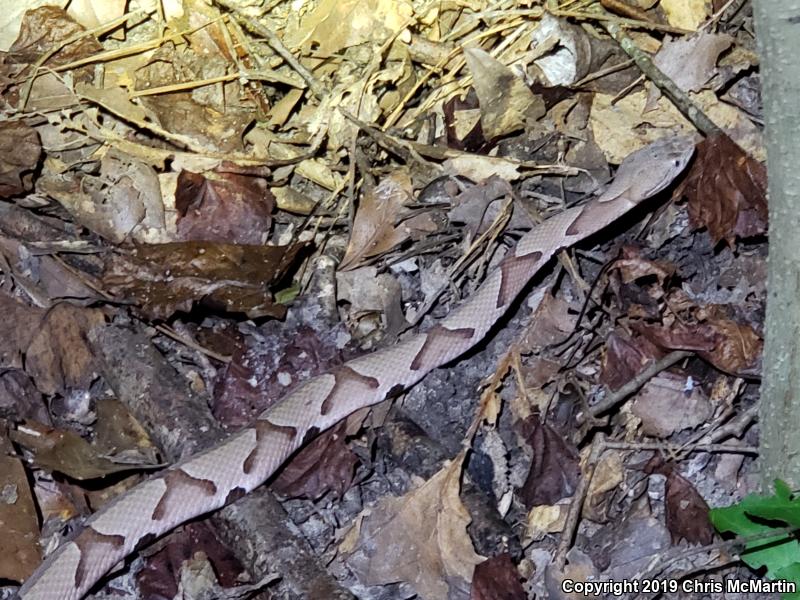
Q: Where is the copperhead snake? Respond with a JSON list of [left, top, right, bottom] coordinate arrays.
[[16, 135, 696, 599]]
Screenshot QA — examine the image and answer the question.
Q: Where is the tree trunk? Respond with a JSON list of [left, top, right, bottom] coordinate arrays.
[[753, 0, 800, 490]]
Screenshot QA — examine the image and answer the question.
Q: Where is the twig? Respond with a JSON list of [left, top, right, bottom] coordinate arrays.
[[554, 433, 605, 570], [553, 9, 692, 34], [589, 350, 692, 417], [19, 10, 149, 110], [599, 0, 654, 23], [602, 22, 724, 137], [704, 403, 758, 444], [406, 198, 513, 328], [155, 324, 231, 363], [212, 0, 326, 100], [602, 441, 758, 455]]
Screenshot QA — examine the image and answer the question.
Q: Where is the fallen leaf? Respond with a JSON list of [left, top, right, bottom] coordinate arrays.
[[600, 331, 663, 392], [583, 451, 624, 522], [631, 372, 712, 437], [463, 47, 545, 140], [103, 241, 306, 320], [342, 452, 482, 600], [524, 504, 568, 543], [8, 6, 101, 66], [39, 151, 164, 243], [0, 429, 41, 583], [175, 168, 274, 244], [0, 294, 104, 395], [138, 522, 246, 600], [647, 461, 714, 545], [286, 0, 414, 57], [0, 121, 40, 198], [648, 32, 733, 109], [272, 422, 358, 500], [341, 171, 416, 270], [590, 91, 693, 162], [518, 413, 581, 508], [336, 266, 407, 338], [676, 132, 767, 246], [11, 418, 160, 480], [471, 553, 526, 600], [660, 0, 709, 30], [443, 93, 485, 152], [698, 312, 762, 377]]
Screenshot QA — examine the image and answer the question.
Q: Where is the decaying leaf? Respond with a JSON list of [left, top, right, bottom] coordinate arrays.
[[471, 553, 526, 600], [518, 413, 581, 508], [648, 32, 733, 109], [341, 171, 416, 270], [676, 132, 767, 246], [103, 241, 306, 320], [39, 151, 165, 243], [138, 522, 246, 600], [660, 0, 709, 30], [646, 459, 714, 545], [11, 414, 160, 481], [285, 0, 414, 57], [0, 294, 104, 395], [0, 121, 40, 198], [463, 47, 545, 140], [175, 169, 275, 244], [631, 372, 712, 437], [632, 309, 762, 377], [6, 7, 100, 111], [342, 452, 482, 599], [336, 266, 407, 338], [600, 331, 663, 392], [272, 422, 358, 500], [0, 430, 41, 583], [583, 451, 624, 522]]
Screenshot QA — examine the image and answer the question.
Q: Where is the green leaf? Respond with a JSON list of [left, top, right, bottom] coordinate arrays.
[[710, 483, 800, 573], [772, 562, 800, 599]]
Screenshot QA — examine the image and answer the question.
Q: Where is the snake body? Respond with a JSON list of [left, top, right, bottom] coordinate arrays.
[[17, 135, 695, 599]]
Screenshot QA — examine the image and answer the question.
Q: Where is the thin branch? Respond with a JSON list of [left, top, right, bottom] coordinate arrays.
[[602, 22, 724, 137], [589, 350, 693, 417]]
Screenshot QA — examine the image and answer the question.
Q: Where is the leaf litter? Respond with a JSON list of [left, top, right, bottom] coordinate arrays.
[[0, 0, 770, 598]]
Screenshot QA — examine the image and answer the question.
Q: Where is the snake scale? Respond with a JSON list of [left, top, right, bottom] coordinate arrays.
[[16, 135, 695, 599]]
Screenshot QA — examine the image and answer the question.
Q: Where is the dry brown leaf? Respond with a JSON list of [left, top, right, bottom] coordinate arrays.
[[341, 171, 415, 270], [676, 132, 767, 247], [463, 47, 545, 139], [646, 460, 714, 545], [175, 168, 274, 244], [285, 0, 413, 57], [11, 416, 160, 481], [0, 294, 104, 395], [583, 451, 624, 522], [0, 121, 40, 198], [647, 32, 733, 110], [0, 430, 41, 583], [518, 413, 581, 508], [39, 151, 164, 243], [698, 313, 763, 377], [137, 522, 247, 600], [342, 452, 482, 599], [271, 422, 358, 500], [600, 331, 664, 392], [660, 0, 709, 30], [631, 372, 712, 437], [25, 303, 105, 395], [471, 553, 526, 600], [103, 241, 305, 320]]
